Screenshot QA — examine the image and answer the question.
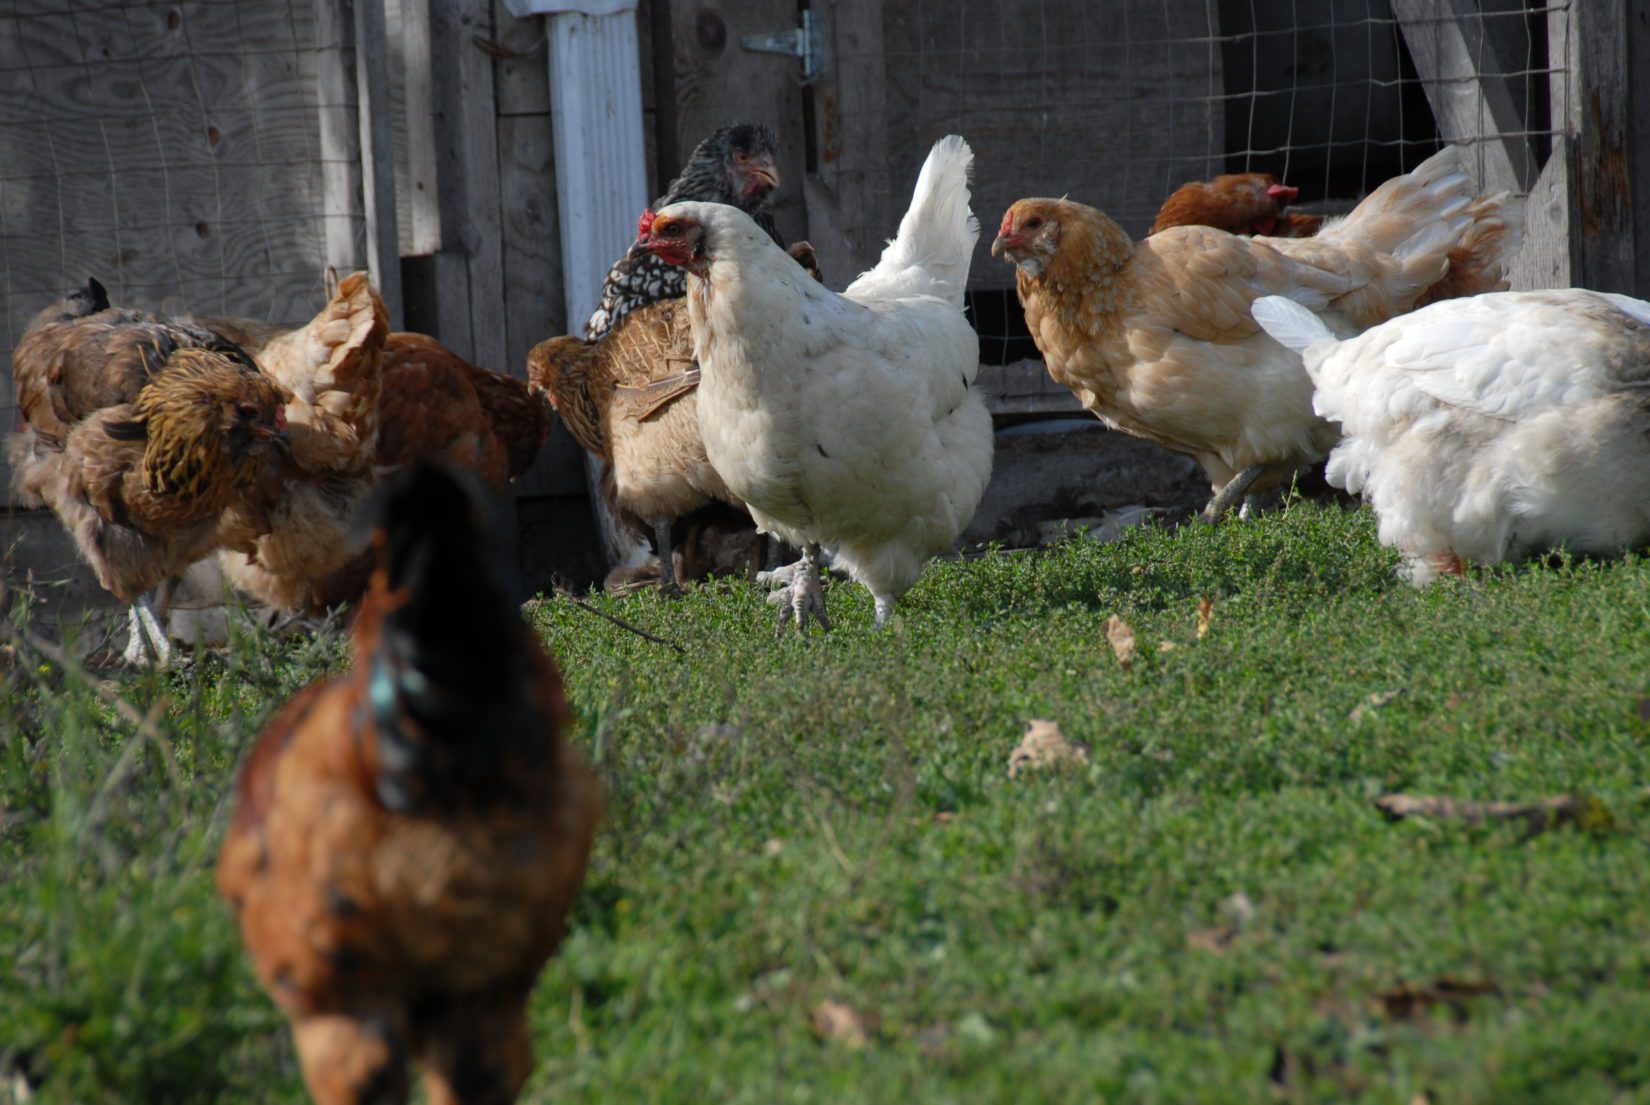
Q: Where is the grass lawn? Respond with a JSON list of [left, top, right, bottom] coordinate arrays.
[[4, 501, 1650, 1104]]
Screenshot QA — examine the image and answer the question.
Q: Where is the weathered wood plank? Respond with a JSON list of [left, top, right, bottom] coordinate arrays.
[[804, 0, 888, 286], [491, 0, 549, 117], [399, 0, 445, 254], [1391, 0, 1536, 193], [316, 0, 366, 274], [1507, 135, 1574, 291], [353, 0, 405, 327], [454, 0, 506, 372]]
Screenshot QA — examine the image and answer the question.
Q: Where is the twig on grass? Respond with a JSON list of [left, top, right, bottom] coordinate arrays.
[[1373, 791, 1645, 837], [547, 586, 686, 655]]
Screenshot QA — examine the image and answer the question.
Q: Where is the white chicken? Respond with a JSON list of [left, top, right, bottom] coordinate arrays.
[[635, 135, 994, 630], [1251, 290, 1650, 584]]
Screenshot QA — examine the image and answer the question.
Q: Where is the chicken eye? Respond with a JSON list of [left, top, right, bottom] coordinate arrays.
[[1024, 217, 1044, 229], [734, 151, 749, 164], [237, 402, 259, 420]]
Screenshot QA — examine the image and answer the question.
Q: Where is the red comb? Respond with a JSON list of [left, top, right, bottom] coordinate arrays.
[[1266, 183, 1299, 202], [997, 210, 1016, 238], [274, 404, 287, 432], [636, 208, 657, 240]]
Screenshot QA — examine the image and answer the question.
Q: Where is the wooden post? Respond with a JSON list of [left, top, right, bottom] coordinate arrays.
[[353, 0, 405, 326], [803, 0, 890, 287], [316, 0, 366, 275], [1567, 0, 1650, 297], [1508, 3, 1577, 291], [1392, 0, 1536, 192]]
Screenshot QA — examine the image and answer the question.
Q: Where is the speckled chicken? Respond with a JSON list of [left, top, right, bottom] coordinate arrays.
[[9, 278, 288, 664], [218, 461, 600, 1105]]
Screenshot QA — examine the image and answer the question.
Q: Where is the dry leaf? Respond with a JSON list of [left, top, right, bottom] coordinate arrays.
[[1158, 640, 1177, 653], [811, 999, 868, 1048], [1105, 615, 1135, 669], [1349, 689, 1401, 723], [1008, 719, 1090, 779], [762, 838, 784, 857], [1196, 597, 1213, 639], [1377, 977, 1499, 1022]]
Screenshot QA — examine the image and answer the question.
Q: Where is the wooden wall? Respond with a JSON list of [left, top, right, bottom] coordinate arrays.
[[0, 0, 344, 501]]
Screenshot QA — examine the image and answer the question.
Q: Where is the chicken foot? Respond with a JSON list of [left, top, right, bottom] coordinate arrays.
[[774, 544, 831, 635], [119, 579, 177, 668], [1201, 464, 1265, 523]]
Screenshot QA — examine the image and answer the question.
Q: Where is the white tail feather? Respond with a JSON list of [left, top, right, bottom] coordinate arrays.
[[845, 135, 978, 306], [1252, 295, 1336, 354]]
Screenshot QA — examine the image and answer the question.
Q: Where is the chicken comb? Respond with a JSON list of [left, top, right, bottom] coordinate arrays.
[[997, 209, 1017, 238], [635, 208, 657, 241]]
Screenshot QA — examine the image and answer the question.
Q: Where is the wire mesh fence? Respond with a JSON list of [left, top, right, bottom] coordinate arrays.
[[852, 0, 1571, 364]]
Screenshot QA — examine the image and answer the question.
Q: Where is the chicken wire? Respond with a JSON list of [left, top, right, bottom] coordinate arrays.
[[848, 0, 1569, 364], [0, 0, 355, 454]]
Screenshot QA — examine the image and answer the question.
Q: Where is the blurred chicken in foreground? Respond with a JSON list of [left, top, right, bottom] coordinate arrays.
[[9, 279, 287, 665], [217, 461, 601, 1105], [1151, 172, 1324, 238]]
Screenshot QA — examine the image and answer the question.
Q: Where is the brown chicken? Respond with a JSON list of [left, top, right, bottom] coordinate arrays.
[[9, 279, 288, 664], [217, 461, 601, 1105], [529, 299, 732, 592], [994, 146, 1524, 518], [1151, 172, 1324, 238], [206, 273, 390, 614], [374, 333, 551, 488]]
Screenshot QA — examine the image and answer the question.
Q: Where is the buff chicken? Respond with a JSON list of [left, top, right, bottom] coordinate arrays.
[[1151, 172, 1323, 237], [994, 145, 1525, 518]]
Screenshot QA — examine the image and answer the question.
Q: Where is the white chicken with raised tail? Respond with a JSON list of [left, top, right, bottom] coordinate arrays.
[[635, 135, 994, 631], [1252, 290, 1650, 584]]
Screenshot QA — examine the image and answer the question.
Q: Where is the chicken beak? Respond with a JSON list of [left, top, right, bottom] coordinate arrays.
[[744, 152, 780, 194], [990, 233, 1016, 259]]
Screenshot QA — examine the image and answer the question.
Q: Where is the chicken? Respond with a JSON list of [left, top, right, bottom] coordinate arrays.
[[585, 122, 784, 341], [1151, 172, 1323, 238], [636, 135, 994, 630], [9, 279, 288, 664], [374, 333, 551, 488], [1251, 291, 1650, 585], [529, 299, 734, 591], [205, 273, 390, 614], [993, 146, 1525, 518], [530, 238, 825, 594], [217, 461, 601, 1105]]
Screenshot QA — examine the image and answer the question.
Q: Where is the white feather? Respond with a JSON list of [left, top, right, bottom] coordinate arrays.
[[1305, 288, 1650, 583]]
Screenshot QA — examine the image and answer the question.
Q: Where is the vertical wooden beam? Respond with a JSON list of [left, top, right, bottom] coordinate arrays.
[[316, 0, 366, 274], [803, 0, 889, 287], [1568, 0, 1643, 296], [1391, 0, 1535, 192], [1509, 4, 1577, 291], [455, 0, 507, 372], [353, 0, 406, 326]]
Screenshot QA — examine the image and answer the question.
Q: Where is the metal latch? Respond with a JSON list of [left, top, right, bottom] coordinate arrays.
[[741, 9, 821, 81]]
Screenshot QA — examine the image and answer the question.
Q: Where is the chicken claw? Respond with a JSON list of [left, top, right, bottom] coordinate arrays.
[[774, 544, 831, 635]]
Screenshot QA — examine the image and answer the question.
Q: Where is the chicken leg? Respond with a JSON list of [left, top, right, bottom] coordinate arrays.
[[653, 516, 682, 596], [1200, 464, 1265, 523], [774, 544, 831, 635]]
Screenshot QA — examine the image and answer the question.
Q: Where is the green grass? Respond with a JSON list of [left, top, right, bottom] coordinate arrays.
[[5, 501, 1650, 1104]]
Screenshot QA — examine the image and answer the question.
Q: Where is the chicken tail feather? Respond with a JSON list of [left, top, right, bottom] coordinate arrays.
[[846, 135, 979, 306], [365, 461, 544, 812]]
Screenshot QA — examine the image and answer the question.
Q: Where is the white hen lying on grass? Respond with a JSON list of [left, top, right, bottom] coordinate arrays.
[[636, 135, 994, 630], [1252, 290, 1650, 584]]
